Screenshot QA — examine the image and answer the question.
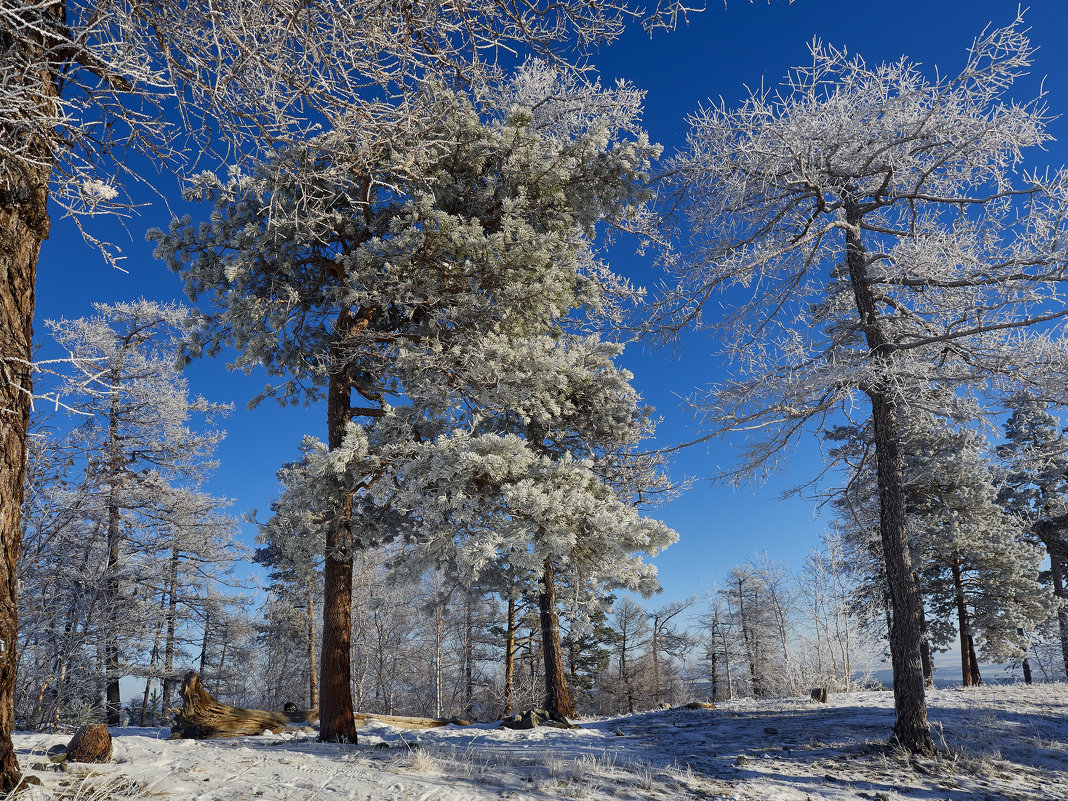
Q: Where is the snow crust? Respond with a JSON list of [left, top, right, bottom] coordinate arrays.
[[14, 684, 1068, 800]]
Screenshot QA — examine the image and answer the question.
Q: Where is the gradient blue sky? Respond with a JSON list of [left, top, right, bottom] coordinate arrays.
[[35, 0, 1068, 606]]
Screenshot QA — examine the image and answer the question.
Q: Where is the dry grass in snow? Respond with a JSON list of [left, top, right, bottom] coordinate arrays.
[[7, 683, 1068, 800]]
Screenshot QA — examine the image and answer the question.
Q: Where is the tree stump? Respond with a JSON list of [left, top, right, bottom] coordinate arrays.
[[171, 672, 291, 739], [810, 687, 829, 703], [66, 724, 112, 763], [499, 709, 575, 730]]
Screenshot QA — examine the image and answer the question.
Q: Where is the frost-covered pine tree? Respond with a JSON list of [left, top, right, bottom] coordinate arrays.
[[661, 16, 1068, 752], [829, 412, 1050, 687], [998, 393, 1068, 678], [154, 64, 674, 737], [903, 415, 1049, 685]]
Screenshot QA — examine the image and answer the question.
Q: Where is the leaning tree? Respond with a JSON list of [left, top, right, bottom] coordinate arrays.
[[659, 15, 1068, 753]]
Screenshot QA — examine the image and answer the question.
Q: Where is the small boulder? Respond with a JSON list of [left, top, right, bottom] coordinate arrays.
[[65, 724, 112, 763]]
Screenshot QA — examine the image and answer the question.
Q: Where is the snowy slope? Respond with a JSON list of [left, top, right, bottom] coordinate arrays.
[[12, 684, 1068, 801]]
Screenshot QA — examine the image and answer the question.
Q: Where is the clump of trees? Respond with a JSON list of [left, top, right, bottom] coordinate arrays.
[[153, 63, 676, 739], [2, 0, 693, 787], [18, 302, 245, 729]]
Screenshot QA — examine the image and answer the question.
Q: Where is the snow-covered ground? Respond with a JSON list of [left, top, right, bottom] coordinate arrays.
[[12, 684, 1068, 801]]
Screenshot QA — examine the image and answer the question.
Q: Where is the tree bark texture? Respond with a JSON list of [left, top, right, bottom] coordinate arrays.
[[0, 3, 60, 786], [171, 672, 292, 739], [319, 363, 357, 743], [845, 199, 934, 754], [538, 557, 574, 717]]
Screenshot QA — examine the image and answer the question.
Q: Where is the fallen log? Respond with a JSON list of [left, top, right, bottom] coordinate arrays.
[[170, 672, 292, 739], [171, 672, 468, 739], [351, 712, 471, 730]]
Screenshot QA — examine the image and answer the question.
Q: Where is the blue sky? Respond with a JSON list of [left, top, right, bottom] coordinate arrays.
[[34, 0, 1068, 607]]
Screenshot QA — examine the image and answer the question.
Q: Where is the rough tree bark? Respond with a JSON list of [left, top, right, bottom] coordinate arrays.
[[967, 634, 982, 686], [319, 352, 357, 743], [845, 197, 935, 755], [171, 672, 291, 738], [0, 5, 59, 786], [538, 557, 574, 718]]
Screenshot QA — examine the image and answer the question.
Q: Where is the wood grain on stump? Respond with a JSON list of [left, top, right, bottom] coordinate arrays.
[[171, 672, 290, 739], [66, 724, 112, 763]]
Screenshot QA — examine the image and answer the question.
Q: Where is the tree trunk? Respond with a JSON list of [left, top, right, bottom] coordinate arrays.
[[650, 619, 660, 706], [433, 585, 443, 719], [464, 591, 474, 716], [319, 363, 357, 743], [199, 605, 210, 675], [538, 557, 573, 717], [951, 558, 975, 687], [916, 581, 934, 688], [736, 576, 761, 698], [845, 198, 934, 754], [104, 377, 123, 726], [161, 549, 180, 712], [504, 594, 515, 716], [967, 634, 982, 686], [709, 641, 719, 702], [1018, 627, 1033, 685], [307, 592, 318, 710], [0, 1, 62, 784], [721, 626, 733, 700], [171, 672, 291, 739]]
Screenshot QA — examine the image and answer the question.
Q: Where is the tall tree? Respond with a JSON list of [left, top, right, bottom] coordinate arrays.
[[155, 65, 673, 735], [660, 16, 1068, 752]]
